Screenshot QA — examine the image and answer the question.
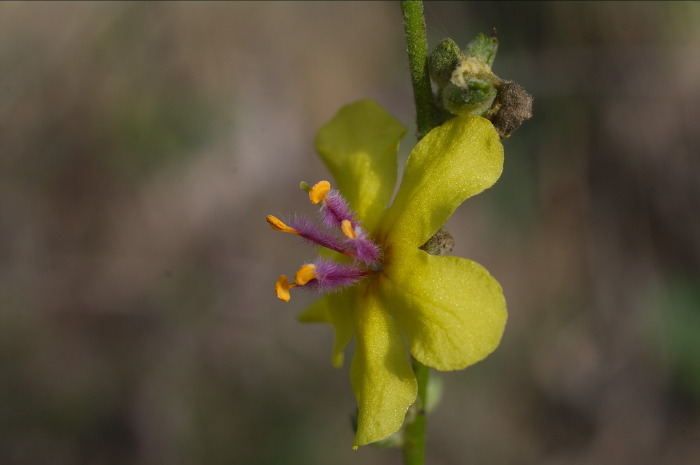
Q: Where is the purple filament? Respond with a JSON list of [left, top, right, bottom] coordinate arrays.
[[303, 259, 369, 292]]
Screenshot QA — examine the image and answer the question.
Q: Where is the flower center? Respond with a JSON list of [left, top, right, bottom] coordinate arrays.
[[268, 181, 383, 301]]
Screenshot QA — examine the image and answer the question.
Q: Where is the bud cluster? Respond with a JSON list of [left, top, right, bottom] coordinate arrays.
[[428, 33, 533, 138]]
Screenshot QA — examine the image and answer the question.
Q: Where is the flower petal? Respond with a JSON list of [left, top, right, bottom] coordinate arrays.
[[315, 99, 406, 232], [350, 286, 417, 447], [378, 115, 503, 249], [298, 290, 355, 367], [379, 250, 507, 371]]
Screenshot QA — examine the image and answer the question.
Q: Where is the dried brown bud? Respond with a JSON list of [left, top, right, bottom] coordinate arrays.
[[488, 80, 533, 138], [420, 227, 455, 256]]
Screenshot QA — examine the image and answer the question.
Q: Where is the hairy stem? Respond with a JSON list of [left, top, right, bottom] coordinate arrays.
[[400, 3, 434, 465], [403, 359, 429, 465], [401, 0, 438, 140]]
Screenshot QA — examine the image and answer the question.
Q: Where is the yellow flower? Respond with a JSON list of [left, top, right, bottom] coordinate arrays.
[[270, 100, 506, 447]]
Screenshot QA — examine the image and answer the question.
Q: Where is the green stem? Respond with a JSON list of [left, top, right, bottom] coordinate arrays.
[[403, 359, 429, 465], [400, 3, 444, 464], [401, 0, 438, 140], [400, 3, 434, 464]]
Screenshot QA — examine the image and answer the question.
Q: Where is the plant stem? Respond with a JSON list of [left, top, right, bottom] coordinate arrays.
[[400, 5, 435, 464], [403, 359, 430, 465], [401, 0, 438, 140]]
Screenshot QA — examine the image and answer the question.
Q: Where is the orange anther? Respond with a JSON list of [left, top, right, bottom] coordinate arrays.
[[295, 264, 317, 285], [267, 215, 298, 234], [275, 275, 297, 302], [309, 181, 331, 204], [341, 220, 356, 239]]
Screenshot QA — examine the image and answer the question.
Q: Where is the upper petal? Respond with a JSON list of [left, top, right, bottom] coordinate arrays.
[[350, 285, 417, 447], [377, 115, 503, 250], [378, 250, 507, 371], [315, 99, 406, 233], [298, 289, 355, 368]]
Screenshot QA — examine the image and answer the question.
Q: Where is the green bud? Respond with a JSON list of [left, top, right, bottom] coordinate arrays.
[[465, 32, 499, 66], [449, 55, 498, 88], [425, 373, 444, 414], [428, 38, 465, 87], [299, 181, 310, 193], [442, 79, 497, 117]]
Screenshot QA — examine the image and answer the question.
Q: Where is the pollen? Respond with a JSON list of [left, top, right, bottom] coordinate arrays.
[[267, 215, 298, 234], [309, 180, 331, 204], [295, 264, 317, 286], [275, 275, 297, 302], [341, 219, 356, 239]]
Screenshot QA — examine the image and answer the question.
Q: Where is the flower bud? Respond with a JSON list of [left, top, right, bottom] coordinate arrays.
[[428, 38, 465, 87], [425, 373, 444, 413], [441, 79, 497, 117], [420, 227, 455, 256], [488, 80, 533, 138]]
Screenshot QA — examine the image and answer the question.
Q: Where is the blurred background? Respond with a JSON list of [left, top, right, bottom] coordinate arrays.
[[1, 2, 699, 464]]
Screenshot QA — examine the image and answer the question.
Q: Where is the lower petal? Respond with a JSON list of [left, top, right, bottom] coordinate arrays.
[[298, 290, 355, 367], [379, 250, 507, 371], [350, 287, 417, 447]]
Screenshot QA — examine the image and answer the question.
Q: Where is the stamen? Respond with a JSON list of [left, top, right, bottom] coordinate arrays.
[[342, 223, 381, 265], [267, 215, 299, 234], [285, 216, 354, 257], [312, 182, 356, 227], [268, 181, 386, 302], [305, 260, 374, 292], [295, 264, 317, 286], [309, 180, 331, 204], [341, 219, 356, 239], [275, 275, 297, 302]]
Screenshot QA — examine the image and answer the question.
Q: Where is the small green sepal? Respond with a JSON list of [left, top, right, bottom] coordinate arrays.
[[465, 32, 499, 67], [442, 79, 497, 116]]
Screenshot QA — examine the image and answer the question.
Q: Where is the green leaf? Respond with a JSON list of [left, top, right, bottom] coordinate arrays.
[[315, 99, 406, 233], [378, 251, 507, 371], [378, 115, 503, 250], [350, 286, 417, 447]]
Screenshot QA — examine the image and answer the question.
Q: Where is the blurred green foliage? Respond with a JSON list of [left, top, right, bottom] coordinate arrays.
[[655, 277, 700, 406], [102, 91, 213, 180]]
